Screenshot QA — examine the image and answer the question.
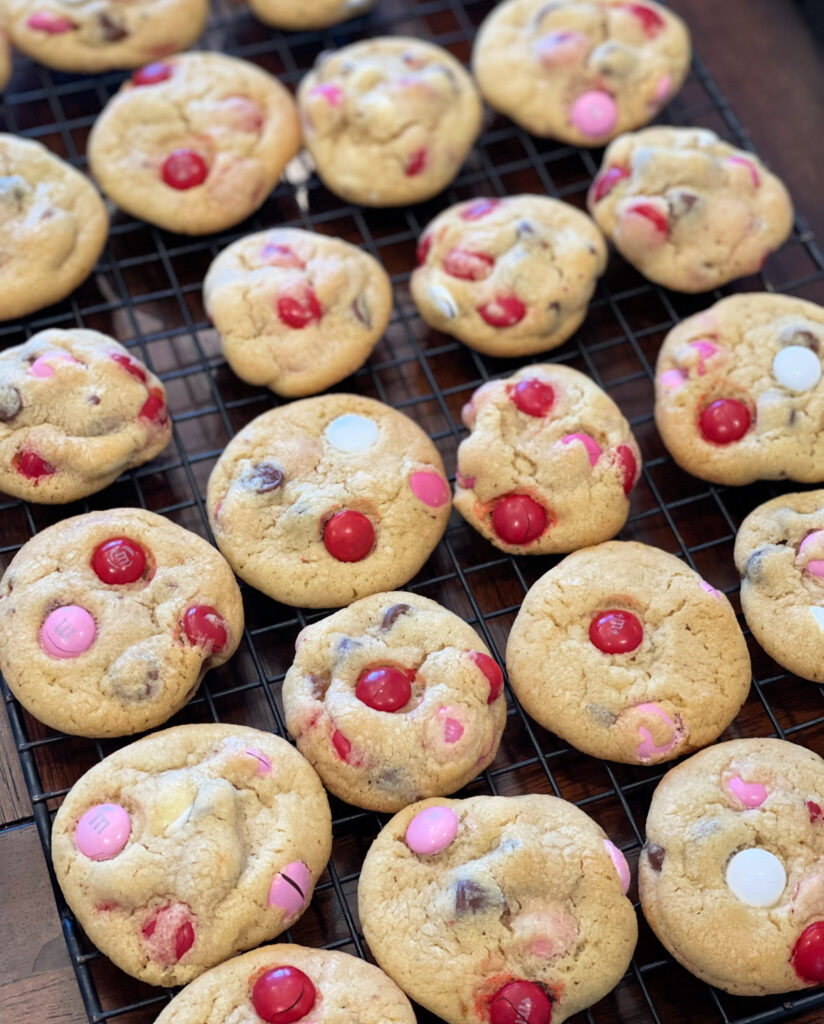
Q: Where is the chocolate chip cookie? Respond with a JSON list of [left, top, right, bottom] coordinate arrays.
[[249, 0, 377, 29]]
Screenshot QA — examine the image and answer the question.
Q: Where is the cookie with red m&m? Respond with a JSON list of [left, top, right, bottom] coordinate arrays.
[[640, 738, 824, 995], [52, 724, 331, 986], [359, 794, 637, 1024], [455, 364, 640, 554], [655, 294, 824, 484], [207, 395, 450, 608], [87, 53, 300, 235], [0, 509, 243, 736], [506, 542, 751, 764]]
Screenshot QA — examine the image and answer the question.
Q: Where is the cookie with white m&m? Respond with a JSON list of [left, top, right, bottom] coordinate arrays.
[[455, 364, 641, 553], [655, 294, 824, 485], [207, 395, 451, 608], [359, 794, 637, 1024], [640, 738, 824, 995], [0, 509, 243, 737], [52, 724, 331, 986], [506, 542, 751, 764]]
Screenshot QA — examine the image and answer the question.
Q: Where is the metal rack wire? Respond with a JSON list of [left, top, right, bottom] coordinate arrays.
[[2, 1, 824, 1022]]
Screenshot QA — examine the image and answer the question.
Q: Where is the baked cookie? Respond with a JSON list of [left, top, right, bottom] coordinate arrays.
[[0, 509, 243, 737], [203, 228, 393, 399], [506, 541, 751, 764], [655, 294, 824, 486], [52, 723, 332, 986], [154, 945, 415, 1024], [249, 0, 377, 30], [639, 738, 824, 995], [411, 195, 607, 357], [0, 134, 108, 321], [6, 0, 208, 74], [0, 329, 171, 503], [473, 0, 690, 146], [282, 592, 507, 812], [207, 395, 451, 609], [0, 11, 12, 92], [359, 794, 638, 1024], [455, 365, 641, 554], [88, 53, 301, 235], [588, 127, 794, 292], [297, 37, 483, 207]]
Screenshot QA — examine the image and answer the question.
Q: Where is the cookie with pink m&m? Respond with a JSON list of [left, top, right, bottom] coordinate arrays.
[[640, 738, 824, 995], [0, 508, 243, 737], [283, 591, 506, 812], [359, 794, 637, 1024], [506, 541, 751, 764], [455, 364, 641, 555], [52, 724, 331, 987]]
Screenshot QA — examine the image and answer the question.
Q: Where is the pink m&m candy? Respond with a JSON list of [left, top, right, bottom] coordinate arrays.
[[561, 433, 602, 467], [30, 352, 78, 378], [570, 90, 618, 138], [247, 748, 272, 775], [76, 803, 131, 860], [409, 471, 450, 508], [799, 531, 824, 578], [252, 966, 317, 1023], [41, 605, 96, 658], [604, 839, 631, 894], [634, 703, 679, 761], [268, 861, 311, 916], [660, 368, 687, 390], [405, 805, 459, 855], [727, 775, 768, 808]]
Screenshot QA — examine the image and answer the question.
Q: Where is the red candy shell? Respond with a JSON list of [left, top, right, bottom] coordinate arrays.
[[468, 651, 504, 703], [589, 609, 643, 654], [92, 538, 147, 585], [323, 510, 374, 562], [355, 666, 414, 712], [489, 980, 552, 1024], [491, 495, 547, 545], [183, 605, 228, 655], [792, 921, 824, 984], [162, 149, 208, 190], [251, 966, 317, 1023], [511, 379, 555, 418], [699, 399, 751, 445]]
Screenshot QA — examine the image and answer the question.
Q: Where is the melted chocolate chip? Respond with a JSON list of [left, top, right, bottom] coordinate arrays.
[[646, 844, 665, 871], [99, 12, 128, 41], [455, 878, 494, 915], [0, 385, 22, 422], [352, 293, 372, 329], [88, 394, 101, 405], [668, 190, 699, 218], [381, 603, 412, 630], [744, 549, 766, 582], [250, 462, 283, 493], [782, 327, 820, 353], [308, 673, 330, 700], [336, 636, 361, 656]]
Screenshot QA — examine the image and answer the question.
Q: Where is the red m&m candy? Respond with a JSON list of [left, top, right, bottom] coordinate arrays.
[[355, 666, 414, 712], [489, 980, 552, 1024], [511, 378, 555, 418], [699, 399, 751, 444], [479, 295, 527, 328], [183, 605, 228, 655], [791, 921, 824, 984], [162, 149, 208, 190], [16, 450, 55, 481], [92, 537, 147, 584], [323, 510, 374, 562], [491, 495, 547, 545], [252, 966, 316, 1023], [139, 390, 168, 425], [591, 166, 630, 203], [589, 609, 643, 654], [277, 291, 322, 329], [468, 651, 504, 703], [621, 2, 666, 36], [111, 352, 147, 382], [133, 62, 173, 86]]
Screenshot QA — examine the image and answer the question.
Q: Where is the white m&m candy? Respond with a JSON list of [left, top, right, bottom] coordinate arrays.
[[726, 847, 786, 907], [772, 346, 822, 392]]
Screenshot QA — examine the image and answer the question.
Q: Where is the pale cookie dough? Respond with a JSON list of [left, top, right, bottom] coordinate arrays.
[[0, 509, 243, 737], [6, 0, 208, 74], [588, 127, 793, 292], [0, 329, 172, 503], [297, 37, 483, 207], [360, 794, 638, 1024], [473, 0, 691, 146], [412, 195, 607, 357], [52, 724, 332, 986], [283, 592, 507, 812], [0, 134, 108, 320], [203, 228, 393, 398], [506, 541, 751, 764], [207, 395, 451, 609], [88, 53, 301, 235], [640, 738, 824, 995], [249, 0, 378, 30], [655, 293, 824, 486], [455, 364, 641, 554]]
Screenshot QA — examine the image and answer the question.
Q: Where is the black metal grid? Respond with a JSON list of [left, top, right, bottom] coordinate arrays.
[[1, 2, 824, 1023]]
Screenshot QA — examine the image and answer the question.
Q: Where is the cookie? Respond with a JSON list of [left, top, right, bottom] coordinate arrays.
[[154, 944, 415, 1024], [88, 53, 301, 235], [359, 794, 638, 1024], [282, 591, 507, 812], [506, 541, 751, 764], [0, 509, 244, 737], [411, 195, 607, 357], [249, 0, 377, 29], [655, 293, 824, 486], [454, 364, 641, 554], [297, 37, 483, 207], [7, 0, 208, 74], [203, 228, 393, 398], [52, 723, 332, 986], [206, 395, 451, 609], [473, 0, 691, 146], [0, 11, 12, 91], [0, 134, 108, 321], [0, 329, 172, 503], [587, 127, 794, 292], [639, 738, 824, 995]]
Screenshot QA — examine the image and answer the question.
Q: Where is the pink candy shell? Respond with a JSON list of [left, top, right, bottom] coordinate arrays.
[[268, 861, 311, 915], [634, 702, 678, 761], [660, 369, 687, 391], [410, 471, 450, 508], [570, 90, 618, 138], [405, 806, 459, 855], [726, 155, 760, 188], [700, 580, 721, 597], [30, 352, 78, 378], [40, 606, 96, 658], [246, 748, 272, 776], [727, 775, 768, 808], [604, 839, 631, 894], [311, 83, 343, 107], [653, 74, 673, 104], [561, 433, 602, 466], [76, 803, 131, 861]]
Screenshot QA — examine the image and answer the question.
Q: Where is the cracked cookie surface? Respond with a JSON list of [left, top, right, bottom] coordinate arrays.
[[0, 134, 108, 320], [655, 293, 824, 485], [506, 541, 751, 764], [455, 364, 641, 554], [88, 52, 301, 235], [359, 794, 638, 1024], [249, 0, 377, 29], [639, 738, 824, 995], [0, 329, 171, 503], [411, 195, 607, 357], [297, 36, 482, 207], [204, 228, 393, 398], [473, 0, 690, 146], [0, 508, 243, 737], [588, 127, 793, 292], [52, 723, 332, 986], [283, 591, 507, 812], [207, 394, 451, 609]]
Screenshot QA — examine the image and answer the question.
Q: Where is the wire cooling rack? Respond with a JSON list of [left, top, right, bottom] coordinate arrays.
[[2, 2, 824, 1022]]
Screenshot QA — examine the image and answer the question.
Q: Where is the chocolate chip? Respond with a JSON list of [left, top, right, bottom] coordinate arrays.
[[352, 293, 372, 329], [381, 603, 412, 630], [646, 844, 665, 871], [336, 636, 361, 656], [308, 673, 330, 700], [0, 385, 22, 422], [99, 13, 128, 41], [782, 327, 820, 353], [88, 394, 101, 405], [745, 549, 766, 582], [455, 878, 495, 915], [517, 220, 535, 237], [250, 462, 283, 493], [668, 190, 700, 218]]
